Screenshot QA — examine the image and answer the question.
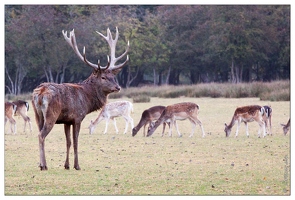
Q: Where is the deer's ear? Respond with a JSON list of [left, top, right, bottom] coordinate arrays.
[[92, 68, 102, 77], [111, 68, 122, 75]]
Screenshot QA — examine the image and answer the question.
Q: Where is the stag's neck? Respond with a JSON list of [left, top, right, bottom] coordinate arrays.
[[81, 78, 108, 114]]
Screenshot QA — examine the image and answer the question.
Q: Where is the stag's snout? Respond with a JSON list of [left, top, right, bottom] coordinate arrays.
[[110, 85, 121, 93]]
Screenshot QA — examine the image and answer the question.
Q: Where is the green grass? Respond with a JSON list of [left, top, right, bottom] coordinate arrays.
[[4, 97, 290, 195]]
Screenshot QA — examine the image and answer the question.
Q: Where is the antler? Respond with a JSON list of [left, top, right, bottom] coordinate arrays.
[[96, 27, 129, 71], [62, 29, 110, 70]]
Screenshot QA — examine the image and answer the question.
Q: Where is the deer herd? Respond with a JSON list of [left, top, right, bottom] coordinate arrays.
[[4, 28, 290, 171]]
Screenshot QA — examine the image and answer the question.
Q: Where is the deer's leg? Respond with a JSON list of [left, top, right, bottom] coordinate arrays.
[[104, 118, 109, 134], [161, 123, 166, 137], [5, 117, 8, 133], [269, 117, 272, 136], [143, 123, 147, 137], [235, 120, 241, 138], [258, 120, 266, 138], [191, 117, 205, 138], [23, 119, 27, 133], [130, 116, 134, 130], [174, 120, 182, 137], [122, 117, 129, 134], [64, 124, 71, 170], [188, 118, 196, 138], [168, 120, 174, 137], [112, 118, 119, 134], [72, 123, 81, 170], [38, 121, 55, 170], [244, 122, 249, 137], [27, 116, 32, 132], [9, 118, 16, 134]]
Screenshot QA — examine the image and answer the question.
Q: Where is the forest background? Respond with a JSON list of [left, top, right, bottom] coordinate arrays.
[[4, 5, 290, 95]]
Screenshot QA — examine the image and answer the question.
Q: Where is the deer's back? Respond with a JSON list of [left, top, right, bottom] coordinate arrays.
[[166, 102, 199, 114], [234, 105, 262, 117], [32, 82, 101, 124]]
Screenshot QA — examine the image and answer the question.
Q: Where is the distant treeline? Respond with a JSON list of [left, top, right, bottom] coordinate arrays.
[[5, 81, 290, 102], [5, 5, 290, 94]]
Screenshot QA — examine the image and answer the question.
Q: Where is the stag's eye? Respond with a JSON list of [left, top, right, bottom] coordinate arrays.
[[101, 76, 106, 80]]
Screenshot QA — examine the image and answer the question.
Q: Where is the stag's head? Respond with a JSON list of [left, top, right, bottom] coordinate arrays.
[[62, 27, 129, 94]]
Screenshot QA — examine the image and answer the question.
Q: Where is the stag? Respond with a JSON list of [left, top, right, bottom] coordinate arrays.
[[32, 27, 129, 170]]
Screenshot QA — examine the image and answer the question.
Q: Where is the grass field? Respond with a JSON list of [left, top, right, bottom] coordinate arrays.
[[4, 97, 290, 195]]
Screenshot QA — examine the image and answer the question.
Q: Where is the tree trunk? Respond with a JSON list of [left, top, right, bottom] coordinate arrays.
[[165, 66, 171, 85], [5, 65, 15, 94], [231, 57, 236, 83], [153, 67, 157, 86]]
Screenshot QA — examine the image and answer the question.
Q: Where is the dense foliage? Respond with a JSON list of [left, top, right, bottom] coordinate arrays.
[[5, 5, 290, 94]]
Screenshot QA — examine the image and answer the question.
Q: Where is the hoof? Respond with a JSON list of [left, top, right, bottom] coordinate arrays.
[[74, 166, 81, 170], [39, 165, 48, 171], [64, 165, 70, 170]]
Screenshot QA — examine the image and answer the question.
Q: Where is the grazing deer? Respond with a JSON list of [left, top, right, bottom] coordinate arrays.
[[132, 105, 170, 137], [12, 100, 32, 133], [88, 101, 134, 135], [224, 105, 266, 138], [5, 102, 17, 134], [32, 27, 129, 170], [147, 102, 205, 138], [262, 105, 272, 135], [281, 118, 290, 135]]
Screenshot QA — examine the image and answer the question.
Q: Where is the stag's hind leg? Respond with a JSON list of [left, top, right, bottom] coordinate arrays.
[[38, 120, 56, 170], [34, 105, 58, 170]]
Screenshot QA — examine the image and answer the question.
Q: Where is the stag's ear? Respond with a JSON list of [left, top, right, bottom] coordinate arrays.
[[111, 68, 122, 75]]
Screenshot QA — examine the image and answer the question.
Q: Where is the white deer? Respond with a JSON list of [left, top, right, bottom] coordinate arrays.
[[88, 101, 134, 135]]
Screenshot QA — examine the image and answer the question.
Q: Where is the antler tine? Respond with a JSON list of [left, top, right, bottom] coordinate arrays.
[[115, 55, 129, 70], [96, 27, 129, 71], [62, 29, 98, 70]]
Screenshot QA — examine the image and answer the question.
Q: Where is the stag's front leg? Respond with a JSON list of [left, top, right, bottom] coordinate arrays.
[[72, 123, 81, 170], [64, 124, 71, 170]]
